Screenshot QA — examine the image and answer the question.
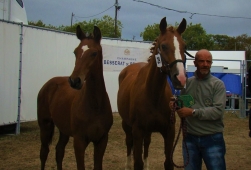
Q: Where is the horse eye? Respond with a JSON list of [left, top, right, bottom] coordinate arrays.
[[91, 52, 98, 57], [161, 44, 168, 51]]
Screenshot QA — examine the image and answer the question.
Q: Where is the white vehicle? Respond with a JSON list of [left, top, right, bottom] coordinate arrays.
[[0, 0, 28, 24]]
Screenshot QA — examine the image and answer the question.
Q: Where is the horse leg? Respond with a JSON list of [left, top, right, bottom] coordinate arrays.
[[93, 133, 109, 170], [143, 133, 151, 170], [39, 119, 55, 170], [73, 135, 89, 170], [132, 125, 144, 170], [55, 131, 70, 170], [122, 120, 133, 170], [161, 126, 175, 170]]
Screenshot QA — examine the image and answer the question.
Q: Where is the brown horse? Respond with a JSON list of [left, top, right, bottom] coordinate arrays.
[[117, 17, 187, 170], [37, 26, 113, 170]]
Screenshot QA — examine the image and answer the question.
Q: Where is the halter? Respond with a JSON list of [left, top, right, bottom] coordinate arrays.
[[157, 48, 185, 75]]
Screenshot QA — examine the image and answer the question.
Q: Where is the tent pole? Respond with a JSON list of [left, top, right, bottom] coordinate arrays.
[[16, 22, 23, 135]]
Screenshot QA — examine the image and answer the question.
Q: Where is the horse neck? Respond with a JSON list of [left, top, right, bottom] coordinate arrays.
[[80, 63, 107, 109], [85, 51, 106, 97], [144, 52, 168, 98]]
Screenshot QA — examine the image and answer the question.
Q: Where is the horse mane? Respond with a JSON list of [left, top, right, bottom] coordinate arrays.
[[167, 26, 175, 32], [147, 38, 158, 62], [147, 26, 175, 62]]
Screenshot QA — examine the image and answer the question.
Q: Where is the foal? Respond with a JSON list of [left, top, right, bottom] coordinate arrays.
[[37, 26, 113, 170]]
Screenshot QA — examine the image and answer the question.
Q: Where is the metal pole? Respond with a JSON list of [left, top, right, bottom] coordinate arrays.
[[71, 12, 74, 27], [240, 60, 246, 118], [16, 22, 23, 135], [114, 0, 118, 37]]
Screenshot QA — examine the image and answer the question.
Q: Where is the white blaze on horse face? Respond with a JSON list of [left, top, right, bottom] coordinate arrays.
[[81, 45, 89, 58], [173, 36, 186, 86]]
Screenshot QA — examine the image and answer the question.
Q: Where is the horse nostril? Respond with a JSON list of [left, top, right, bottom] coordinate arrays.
[[68, 77, 81, 89]]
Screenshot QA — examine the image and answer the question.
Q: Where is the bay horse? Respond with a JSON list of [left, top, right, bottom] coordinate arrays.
[[37, 25, 113, 170], [117, 17, 187, 170]]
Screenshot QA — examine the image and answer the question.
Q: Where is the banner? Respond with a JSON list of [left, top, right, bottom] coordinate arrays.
[[102, 44, 150, 72]]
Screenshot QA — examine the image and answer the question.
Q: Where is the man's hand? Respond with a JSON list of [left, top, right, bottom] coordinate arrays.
[[176, 107, 194, 118]]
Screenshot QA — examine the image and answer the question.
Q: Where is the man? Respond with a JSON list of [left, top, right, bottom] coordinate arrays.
[[171, 49, 226, 170]]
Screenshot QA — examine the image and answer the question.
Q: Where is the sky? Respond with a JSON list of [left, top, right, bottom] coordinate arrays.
[[22, 0, 251, 41]]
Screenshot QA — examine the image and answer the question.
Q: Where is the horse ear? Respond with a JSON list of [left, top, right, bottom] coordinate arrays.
[[159, 17, 167, 34], [76, 25, 86, 40], [177, 18, 187, 34], [93, 26, 102, 42]]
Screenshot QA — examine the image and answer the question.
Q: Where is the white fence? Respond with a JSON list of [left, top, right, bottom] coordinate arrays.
[[0, 20, 247, 134], [0, 20, 152, 130]]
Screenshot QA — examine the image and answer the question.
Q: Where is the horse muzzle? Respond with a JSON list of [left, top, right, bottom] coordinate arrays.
[[68, 77, 82, 90], [170, 73, 187, 90]]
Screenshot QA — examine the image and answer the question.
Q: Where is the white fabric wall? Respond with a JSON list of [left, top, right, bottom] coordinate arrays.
[[0, 21, 246, 125], [20, 26, 77, 122], [0, 22, 152, 124], [0, 22, 20, 125]]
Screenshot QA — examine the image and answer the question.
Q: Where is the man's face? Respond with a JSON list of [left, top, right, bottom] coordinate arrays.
[[194, 54, 212, 76]]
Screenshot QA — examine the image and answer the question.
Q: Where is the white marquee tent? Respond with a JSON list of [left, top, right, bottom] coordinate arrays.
[[0, 20, 246, 134]]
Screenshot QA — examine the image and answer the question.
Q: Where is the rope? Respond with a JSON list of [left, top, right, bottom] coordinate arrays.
[[170, 97, 190, 168]]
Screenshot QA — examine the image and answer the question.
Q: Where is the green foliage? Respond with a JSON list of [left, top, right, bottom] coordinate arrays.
[[209, 34, 232, 50], [60, 15, 122, 38], [28, 20, 58, 30], [140, 23, 173, 41], [28, 15, 122, 38], [140, 24, 160, 41], [182, 23, 214, 50]]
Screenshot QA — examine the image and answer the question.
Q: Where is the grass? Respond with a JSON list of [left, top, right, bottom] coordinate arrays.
[[0, 111, 250, 170]]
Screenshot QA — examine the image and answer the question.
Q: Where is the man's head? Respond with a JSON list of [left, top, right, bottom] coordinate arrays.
[[194, 49, 213, 79]]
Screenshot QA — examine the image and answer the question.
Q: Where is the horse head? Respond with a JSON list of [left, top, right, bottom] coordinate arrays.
[[155, 17, 187, 90], [69, 25, 102, 89]]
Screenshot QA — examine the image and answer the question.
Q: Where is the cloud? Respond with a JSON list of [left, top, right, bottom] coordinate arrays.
[[23, 0, 251, 41]]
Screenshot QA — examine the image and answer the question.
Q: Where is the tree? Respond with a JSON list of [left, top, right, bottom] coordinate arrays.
[[209, 34, 232, 50], [140, 22, 215, 50], [181, 23, 214, 50], [28, 15, 122, 38], [140, 23, 173, 41], [235, 34, 251, 68], [59, 15, 122, 38], [28, 20, 58, 30]]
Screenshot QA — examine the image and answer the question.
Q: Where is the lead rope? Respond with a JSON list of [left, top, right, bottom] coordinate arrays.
[[170, 96, 189, 168]]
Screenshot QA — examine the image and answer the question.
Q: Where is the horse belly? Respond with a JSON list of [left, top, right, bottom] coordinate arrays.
[[50, 91, 75, 136], [72, 111, 113, 141]]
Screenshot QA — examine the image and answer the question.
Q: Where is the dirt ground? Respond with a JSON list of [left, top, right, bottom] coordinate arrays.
[[0, 111, 250, 170]]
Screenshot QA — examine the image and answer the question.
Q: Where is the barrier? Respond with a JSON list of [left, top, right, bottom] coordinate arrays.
[[0, 19, 247, 134]]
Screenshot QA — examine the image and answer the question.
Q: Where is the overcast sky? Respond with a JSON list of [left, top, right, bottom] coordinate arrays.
[[23, 0, 250, 41]]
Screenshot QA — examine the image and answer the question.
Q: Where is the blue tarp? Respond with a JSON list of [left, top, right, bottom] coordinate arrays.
[[168, 72, 242, 96]]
